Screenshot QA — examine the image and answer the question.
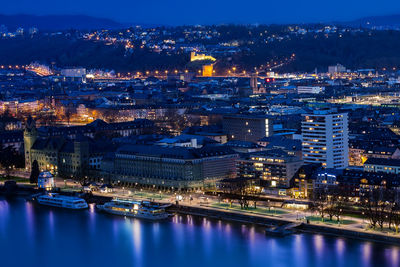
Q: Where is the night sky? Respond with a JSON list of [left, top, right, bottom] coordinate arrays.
[[3, 0, 400, 25]]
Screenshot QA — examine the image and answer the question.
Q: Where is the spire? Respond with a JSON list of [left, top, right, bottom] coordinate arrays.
[[26, 116, 36, 132]]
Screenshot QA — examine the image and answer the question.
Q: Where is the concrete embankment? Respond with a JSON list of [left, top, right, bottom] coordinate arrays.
[[168, 204, 291, 227], [169, 204, 400, 245]]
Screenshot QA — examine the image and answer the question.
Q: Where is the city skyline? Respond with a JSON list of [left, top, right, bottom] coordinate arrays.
[[1, 1, 400, 265]]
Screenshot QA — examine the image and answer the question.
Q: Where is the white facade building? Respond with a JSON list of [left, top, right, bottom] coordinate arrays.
[[297, 86, 325, 94], [328, 64, 346, 74], [61, 68, 86, 82], [38, 171, 55, 190], [301, 110, 348, 169]]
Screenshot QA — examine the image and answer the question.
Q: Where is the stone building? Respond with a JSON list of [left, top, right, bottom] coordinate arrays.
[[100, 145, 239, 191], [23, 117, 151, 177]]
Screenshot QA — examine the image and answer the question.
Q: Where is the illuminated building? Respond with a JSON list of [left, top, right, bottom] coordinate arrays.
[[292, 163, 321, 198], [37, 171, 55, 190], [328, 63, 346, 74], [364, 158, 400, 174], [301, 109, 348, 169], [190, 51, 216, 62], [348, 145, 400, 167], [61, 68, 87, 82], [250, 73, 266, 94], [297, 86, 325, 94], [202, 64, 213, 77], [236, 150, 302, 189]]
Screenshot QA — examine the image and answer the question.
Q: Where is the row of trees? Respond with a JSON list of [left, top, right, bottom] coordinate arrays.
[[218, 178, 262, 210], [361, 189, 400, 231], [311, 187, 351, 222], [311, 186, 400, 231]]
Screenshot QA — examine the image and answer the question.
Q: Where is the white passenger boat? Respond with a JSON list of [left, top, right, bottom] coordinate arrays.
[[97, 198, 171, 220], [36, 193, 88, 209]]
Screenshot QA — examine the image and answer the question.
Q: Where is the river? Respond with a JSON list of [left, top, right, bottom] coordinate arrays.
[[0, 197, 399, 267]]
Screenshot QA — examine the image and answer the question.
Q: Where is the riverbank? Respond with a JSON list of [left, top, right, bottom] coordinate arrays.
[[169, 204, 400, 246], [1, 183, 399, 246]]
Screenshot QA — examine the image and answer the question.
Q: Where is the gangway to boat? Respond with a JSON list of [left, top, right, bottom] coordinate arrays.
[[265, 222, 303, 237]]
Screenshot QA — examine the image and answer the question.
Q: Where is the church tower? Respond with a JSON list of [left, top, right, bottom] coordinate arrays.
[[24, 116, 38, 170]]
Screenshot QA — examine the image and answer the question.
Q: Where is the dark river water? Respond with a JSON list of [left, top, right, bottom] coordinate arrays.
[[0, 197, 399, 267]]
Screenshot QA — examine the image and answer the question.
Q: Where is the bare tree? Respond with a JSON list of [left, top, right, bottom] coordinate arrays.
[[311, 188, 328, 221], [361, 188, 390, 229]]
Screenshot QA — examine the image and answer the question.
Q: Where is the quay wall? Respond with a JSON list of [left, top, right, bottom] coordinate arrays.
[[170, 204, 400, 245]]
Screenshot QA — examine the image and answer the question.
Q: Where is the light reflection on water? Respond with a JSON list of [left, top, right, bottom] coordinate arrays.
[[0, 197, 399, 267], [131, 219, 142, 266], [362, 242, 373, 267]]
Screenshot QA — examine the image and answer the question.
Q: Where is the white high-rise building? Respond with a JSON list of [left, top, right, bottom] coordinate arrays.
[[301, 109, 348, 169]]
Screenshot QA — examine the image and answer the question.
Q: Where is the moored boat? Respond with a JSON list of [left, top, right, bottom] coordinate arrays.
[[97, 198, 171, 220], [35, 193, 88, 209]]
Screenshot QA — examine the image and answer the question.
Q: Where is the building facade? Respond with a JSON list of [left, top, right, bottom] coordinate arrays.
[[23, 118, 151, 176], [100, 145, 239, 190], [364, 158, 400, 174], [297, 86, 325, 94], [222, 114, 273, 142], [301, 110, 348, 169], [236, 150, 303, 189]]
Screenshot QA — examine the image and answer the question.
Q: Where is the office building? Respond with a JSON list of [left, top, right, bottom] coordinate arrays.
[[101, 145, 239, 190], [236, 149, 303, 189], [301, 109, 348, 169], [223, 114, 273, 142]]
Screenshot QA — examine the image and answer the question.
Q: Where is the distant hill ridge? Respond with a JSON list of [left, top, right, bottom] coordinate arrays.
[[2, 13, 400, 31], [0, 14, 126, 31], [340, 14, 400, 28]]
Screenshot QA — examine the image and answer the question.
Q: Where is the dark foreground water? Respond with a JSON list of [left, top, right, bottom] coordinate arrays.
[[0, 197, 399, 267]]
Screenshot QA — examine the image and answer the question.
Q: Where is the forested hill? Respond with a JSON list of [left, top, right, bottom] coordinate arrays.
[[2, 27, 400, 72]]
